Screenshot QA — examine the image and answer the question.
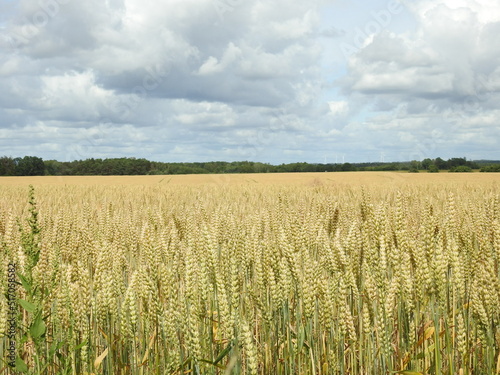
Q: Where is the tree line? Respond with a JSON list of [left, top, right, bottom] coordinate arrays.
[[0, 155, 498, 176]]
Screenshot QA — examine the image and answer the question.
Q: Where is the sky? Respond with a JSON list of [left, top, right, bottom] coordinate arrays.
[[0, 0, 499, 163]]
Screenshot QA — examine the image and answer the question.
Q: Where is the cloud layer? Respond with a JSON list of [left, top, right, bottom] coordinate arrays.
[[0, 0, 499, 163]]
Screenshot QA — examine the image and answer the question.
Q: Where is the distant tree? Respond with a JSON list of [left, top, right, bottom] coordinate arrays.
[[411, 160, 421, 169], [448, 157, 467, 168], [44, 160, 63, 175], [2, 155, 488, 176], [466, 160, 480, 169], [449, 166, 472, 173], [434, 157, 448, 170], [428, 164, 439, 173], [236, 161, 255, 173], [421, 158, 432, 170], [0, 156, 16, 175], [379, 163, 399, 171], [15, 156, 45, 176], [480, 164, 500, 172], [341, 163, 355, 171], [405, 160, 420, 171]]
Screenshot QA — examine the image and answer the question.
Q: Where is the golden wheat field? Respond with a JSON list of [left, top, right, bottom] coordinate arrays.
[[1, 172, 500, 374]]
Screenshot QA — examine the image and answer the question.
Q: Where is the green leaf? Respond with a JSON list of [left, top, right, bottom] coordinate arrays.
[[49, 340, 65, 357], [15, 357, 29, 372], [415, 352, 425, 360], [49, 341, 58, 357], [33, 251, 40, 264], [30, 312, 46, 339], [16, 272, 32, 293], [297, 325, 305, 351], [18, 299, 37, 313], [199, 358, 226, 369], [213, 341, 233, 365], [18, 332, 29, 345], [392, 371, 425, 375], [74, 340, 88, 351]]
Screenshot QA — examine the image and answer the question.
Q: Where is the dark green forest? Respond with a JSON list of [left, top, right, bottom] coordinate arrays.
[[0, 155, 498, 176]]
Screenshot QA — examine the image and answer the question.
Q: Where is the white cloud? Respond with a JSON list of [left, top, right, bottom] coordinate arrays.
[[0, 0, 499, 163], [328, 101, 349, 116], [197, 42, 242, 76], [173, 100, 237, 128], [334, 0, 500, 160]]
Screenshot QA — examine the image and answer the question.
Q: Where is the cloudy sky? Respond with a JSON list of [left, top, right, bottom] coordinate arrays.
[[0, 0, 499, 163]]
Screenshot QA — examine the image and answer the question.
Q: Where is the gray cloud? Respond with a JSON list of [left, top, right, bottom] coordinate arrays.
[[0, 0, 499, 163], [335, 0, 500, 161]]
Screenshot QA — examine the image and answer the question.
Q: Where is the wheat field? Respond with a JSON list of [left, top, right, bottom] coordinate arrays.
[[1, 173, 500, 374]]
